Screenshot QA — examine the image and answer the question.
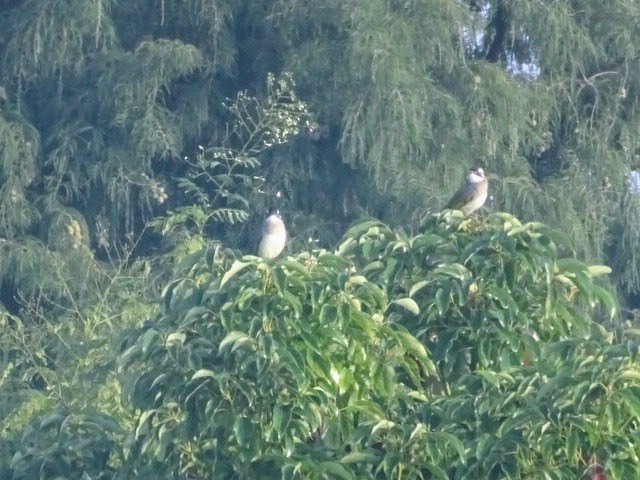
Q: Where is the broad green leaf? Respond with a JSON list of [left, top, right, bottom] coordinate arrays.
[[409, 422, 427, 442], [340, 452, 378, 464], [342, 218, 386, 239], [556, 258, 588, 274], [347, 275, 368, 285], [586, 265, 612, 277], [349, 276, 387, 305], [142, 329, 159, 352], [272, 266, 287, 295], [423, 464, 449, 480], [434, 263, 470, 280], [383, 257, 401, 283], [362, 260, 384, 274], [391, 297, 420, 315], [272, 404, 290, 438], [371, 419, 396, 435], [619, 386, 640, 417], [393, 329, 435, 373], [39, 412, 66, 430], [320, 461, 356, 480], [617, 369, 640, 382], [165, 332, 186, 345], [348, 399, 386, 420], [486, 286, 517, 311], [541, 229, 573, 250], [320, 303, 338, 324], [233, 416, 254, 446], [220, 260, 251, 288], [118, 343, 142, 370], [280, 258, 311, 277], [409, 280, 429, 297], [150, 373, 169, 389], [161, 279, 181, 312], [219, 331, 254, 353], [435, 287, 448, 315], [306, 350, 332, 379], [135, 410, 157, 439], [427, 431, 467, 461], [565, 428, 580, 462], [191, 369, 215, 380], [283, 290, 303, 317], [475, 433, 497, 460], [235, 287, 261, 311], [335, 237, 356, 256], [410, 233, 445, 250], [592, 284, 617, 319], [181, 306, 211, 326], [316, 251, 354, 270]]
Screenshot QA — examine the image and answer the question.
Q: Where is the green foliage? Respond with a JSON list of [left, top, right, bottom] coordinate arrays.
[[611, 193, 640, 292], [271, 0, 640, 294], [117, 214, 639, 479], [2, 0, 117, 79], [9, 410, 123, 480], [0, 111, 39, 236], [118, 244, 440, 478], [0, 253, 156, 479], [1, 0, 640, 297], [150, 73, 312, 244]]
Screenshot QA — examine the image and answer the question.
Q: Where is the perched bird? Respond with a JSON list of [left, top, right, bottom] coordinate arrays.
[[444, 167, 488, 215], [258, 210, 287, 259]]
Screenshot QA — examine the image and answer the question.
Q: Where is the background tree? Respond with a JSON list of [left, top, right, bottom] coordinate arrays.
[[2, 0, 640, 302], [269, 0, 640, 307]]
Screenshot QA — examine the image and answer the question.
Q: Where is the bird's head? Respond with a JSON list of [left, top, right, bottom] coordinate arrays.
[[266, 207, 281, 218], [467, 167, 486, 183], [263, 209, 285, 235]]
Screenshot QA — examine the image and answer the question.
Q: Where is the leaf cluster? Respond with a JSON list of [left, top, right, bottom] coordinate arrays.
[[114, 213, 640, 479]]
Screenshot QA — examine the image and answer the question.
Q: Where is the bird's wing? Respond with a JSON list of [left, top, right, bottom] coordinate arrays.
[[444, 185, 474, 210]]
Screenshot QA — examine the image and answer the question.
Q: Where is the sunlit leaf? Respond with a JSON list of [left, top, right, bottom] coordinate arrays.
[[191, 369, 215, 380], [220, 260, 251, 288], [219, 331, 254, 353], [280, 259, 311, 277], [342, 218, 386, 239], [391, 297, 420, 315], [371, 419, 396, 435], [586, 265, 612, 277], [409, 280, 429, 297], [165, 332, 186, 345]]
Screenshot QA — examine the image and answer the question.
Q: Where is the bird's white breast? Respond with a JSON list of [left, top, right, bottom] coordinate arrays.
[[258, 215, 287, 259]]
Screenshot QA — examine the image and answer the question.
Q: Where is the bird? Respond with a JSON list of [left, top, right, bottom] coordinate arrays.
[[444, 167, 488, 215], [257, 210, 287, 259]]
